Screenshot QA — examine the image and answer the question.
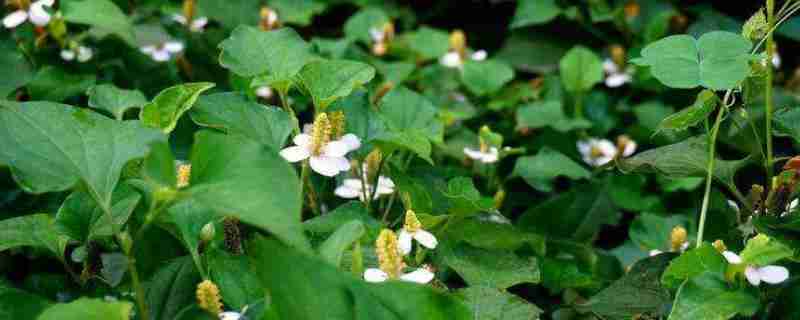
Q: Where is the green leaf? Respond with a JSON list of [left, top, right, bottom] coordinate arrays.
[[442, 177, 495, 216], [0, 284, 52, 319], [197, 0, 259, 29], [405, 27, 450, 60], [515, 99, 592, 132], [27, 66, 96, 102], [267, 0, 325, 26], [55, 184, 141, 242], [773, 107, 800, 144], [0, 101, 164, 214], [633, 32, 753, 90], [559, 46, 603, 93], [61, 0, 135, 45], [667, 273, 759, 320], [0, 39, 34, 98], [188, 131, 310, 253], [618, 136, 750, 191], [87, 85, 148, 120], [661, 244, 726, 289], [518, 182, 619, 242], [207, 250, 265, 310], [37, 298, 133, 320], [304, 201, 381, 239], [343, 7, 390, 43], [378, 86, 444, 144], [0, 214, 65, 258], [457, 286, 543, 320], [739, 234, 794, 266], [461, 59, 515, 96], [248, 237, 471, 320], [629, 213, 691, 252], [445, 217, 545, 254], [164, 199, 216, 271], [295, 59, 376, 109], [373, 131, 433, 164], [140, 82, 215, 134], [510, 0, 561, 28], [145, 256, 201, 320], [512, 147, 590, 192], [318, 220, 365, 267], [575, 254, 674, 319], [657, 90, 718, 134], [219, 26, 315, 92], [442, 243, 540, 289], [191, 92, 293, 149]]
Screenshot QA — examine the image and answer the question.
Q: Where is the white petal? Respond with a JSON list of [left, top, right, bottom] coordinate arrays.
[[649, 249, 663, 256], [605, 73, 631, 88], [292, 133, 312, 147], [790, 199, 798, 211], [77, 46, 93, 62], [577, 140, 593, 157], [334, 184, 361, 199], [369, 27, 384, 42], [363, 268, 388, 282], [773, 53, 782, 68], [758, 266, 789, 284], [480, 147, 499, 163], [596, 139, 617, 156], [140, 45, 156, 54], [375, 178, 395, 195], [3, 10, 28, 28], [398, 229, 413, 255], [35, 0, 55, 6], [463, 147, 485, 160], [279, 146, 310, 162], [171, 14, 188, 25], [471, 50, 487, 61], [621, 141, 636, 157], [339, 133, 361, 152], [164, 41, 184, 53], [191, 17, 208, 31], [400, 268, 435, 284], [440, 51, 462, 68], [594, 155, 614, 166], [727, 200, 740, 213], [219, 312, 243, 320], [323, 140, 350, 157], [28, 2, 51, 26], [377, 176, 395, 189], [332, 156, 351, 171], [151, 49, 171, 62], [745, 266, 762, 286], [603, 58, 618, 73], [255, 86, 273, 98], [722, 251, 742, 264], [413, 229, 438, 249], [60, 49, 75, 61], [310, 156, 344, 177], [343, 178, 364, 189]]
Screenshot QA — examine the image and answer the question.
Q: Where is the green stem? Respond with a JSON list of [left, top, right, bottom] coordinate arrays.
[[127, 256, 149, 320], [278, 89, 301, 135], [766, 0, 776, 182], [697, 105, 727, 248], [301, 161, 321, 216], [574, 91, 585, 119]]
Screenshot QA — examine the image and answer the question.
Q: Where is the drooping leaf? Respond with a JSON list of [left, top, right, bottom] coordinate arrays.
[[457, 286, 543, 320], [0, 101, 164, 215], [191, 92, 293, 149], [511, 147, 590, 192], [37, 298, 133, 320], [188, 131, 309, 252], [510, 0, 561, 28], [0, 214, 65, 258], [442, 243, 540, 289], [632, 31, 753, 90], [219, 26, 315, 92], [661, 244, 726, 289], [668, 273, 759, 320], [140, 82, 215, 134], [559, 46, 603, 93], [248, 237, 471, 320], [295, 59, 376, 109], [318, 220, 365, 267], [372, 131, 433, 163], [656, 90, 718, 134], [61, 0, 135, 44], [86, 84, 148, 120], [461, 59, 515, 96]]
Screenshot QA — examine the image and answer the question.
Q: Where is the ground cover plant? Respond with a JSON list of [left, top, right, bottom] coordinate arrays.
[[3, 0, 800, 319]]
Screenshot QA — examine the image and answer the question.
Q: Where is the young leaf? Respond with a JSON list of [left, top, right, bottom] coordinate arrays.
[[656, 90, 718, 134], [441, 177, 495, 216], [0, 39, 34, 98], [0, 101, 164, 213], [295, 59, 376, 109], [632, 31, 753, 90], [187, 131, 310, 253], [511, 147, 591, 192], [405, 27, 450, 60], [559, 46, 603, 93], [190, 92, 293, 150], [629, 213, 691, 252], [139, 82, 215, 134], [86, 84, 148, 120], [37, 298, 133, 320], [55, 185, 141, 243], [268, 0, 325, 26]]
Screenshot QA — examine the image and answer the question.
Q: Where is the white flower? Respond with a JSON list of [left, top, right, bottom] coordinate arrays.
[[619, 138, 636, 157], [172, 14, 208, 32], [255, 86, 273, 99], [727, 200, 740, 213], [369, 27, 385, 43], [649, 249, 663, 256], [471, 50, 487, 61], [398, 210, 438, 255], [577, 138, 617, 167], [463, 147, 499, 164], [722, 251, 790, 286], [279, 133, 352, 177], [763, 52, 781, 68], [219, 311, 243, 320], [602, 58, 633, 88], [440, 49, 488, 68], [3, 0, 53, 28], [61, 46, 93, 63], [140, 41, 184, 62], [338, 133, 361, 152], [334, 168, 395, 201], [363, 265, 435, 284]]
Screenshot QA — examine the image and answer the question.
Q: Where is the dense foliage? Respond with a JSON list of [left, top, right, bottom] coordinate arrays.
[[2, 0, 800, 319]]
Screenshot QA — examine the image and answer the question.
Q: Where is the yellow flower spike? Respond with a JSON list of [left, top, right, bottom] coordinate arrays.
[[176, 163, 191, 188], [375, 229, 403, 279], [449, 29, 466, 55], [182, 0, 196, 23], [196, 280, 223, 315], [365, 149, 383, 182], [404, 210, 422, 233], [610, 44, 626, 68], [670, 226, 688, 251], [329, 110, 346, 139], [712, 239, 727, 253], [309, 113, 331, 156], [382, 21, 395, 42]]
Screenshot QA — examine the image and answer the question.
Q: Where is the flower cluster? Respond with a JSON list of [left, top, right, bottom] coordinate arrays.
[[280, 112, 361, 177], [440, 30, 487, 69], [602, 45, 634, 88], [335, 150, 395, 201], [363, 211, 438, 284], [577, 135, 637, 167], [3, 0, 53, 29], [722, 250, 789, 286], [369, 22, 395, 56]]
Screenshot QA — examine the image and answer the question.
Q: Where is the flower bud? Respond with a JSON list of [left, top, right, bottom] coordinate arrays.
[[449, 30, 466, 55], [196, 280, 223, 315], [176, 163, 192, 188], [182, 0, 196, 23], [670, 226, 687, 251], [610, 44, 626, 68], [623, 1, 640, 20], [712, 239, 727, 253], [200, 222, 215, 244]]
